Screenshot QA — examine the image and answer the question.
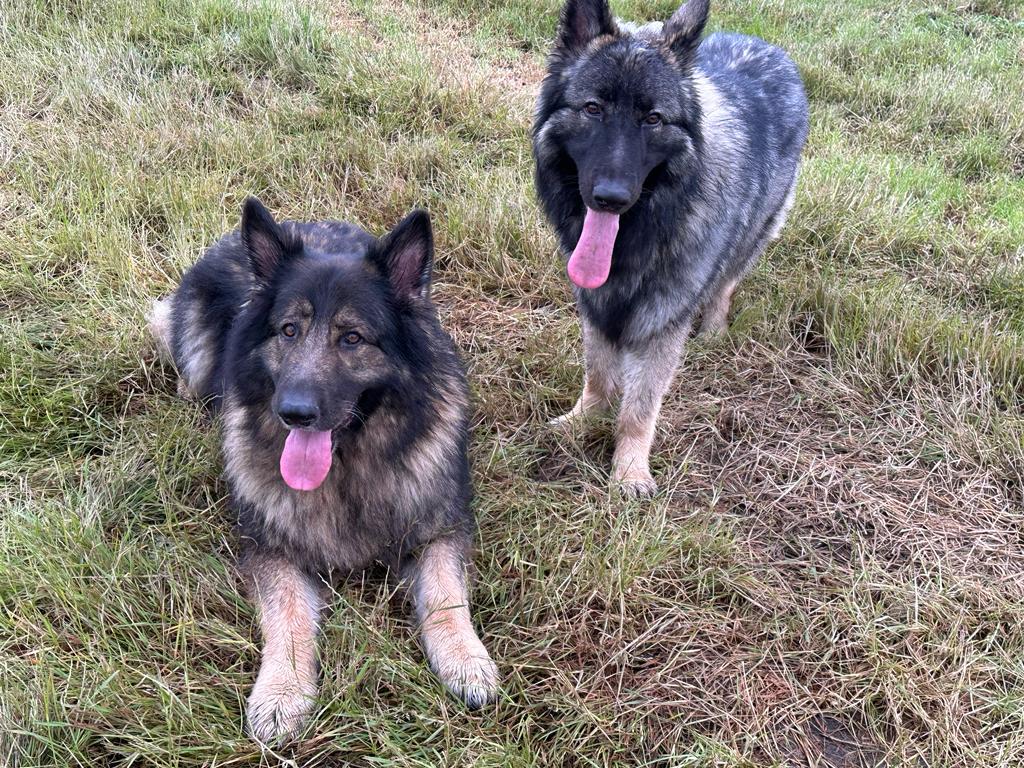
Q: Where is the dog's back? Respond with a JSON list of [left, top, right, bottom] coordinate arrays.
[[692, 31, 809, 282]]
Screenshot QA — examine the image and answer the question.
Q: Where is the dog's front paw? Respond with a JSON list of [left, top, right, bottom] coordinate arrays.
[[613, 466, 658, 498], [428, 635, 499, 709], [246, 672, 317, 744], [442, 650, 499, 710], [547, 410, 584, 435]]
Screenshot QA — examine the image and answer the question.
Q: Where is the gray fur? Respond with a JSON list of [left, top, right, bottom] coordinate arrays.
[[534, 0, 809, 494], [149, 201, 498, 742]]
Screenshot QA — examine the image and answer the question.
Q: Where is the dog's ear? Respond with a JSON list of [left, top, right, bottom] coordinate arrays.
[[663, 0, 710, 66], [557, 0, 616, 53], [374, 209, 434, 301], [241, 196, 299, 283]]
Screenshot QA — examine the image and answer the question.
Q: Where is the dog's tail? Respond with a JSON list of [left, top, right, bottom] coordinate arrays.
[[146, 295, 175, 363]]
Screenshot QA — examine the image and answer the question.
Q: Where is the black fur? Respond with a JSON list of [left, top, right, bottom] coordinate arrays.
[[533, 0, 809, 346], [151, 201, 497, 736], [163, 199, 473, 572], [533, 0, 809, 495]]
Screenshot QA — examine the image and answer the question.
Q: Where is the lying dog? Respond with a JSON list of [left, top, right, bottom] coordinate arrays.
[[149, 198, 497, 741]]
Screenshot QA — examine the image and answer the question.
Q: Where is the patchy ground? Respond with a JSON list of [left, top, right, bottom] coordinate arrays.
[[1, 0, 1023, 766]]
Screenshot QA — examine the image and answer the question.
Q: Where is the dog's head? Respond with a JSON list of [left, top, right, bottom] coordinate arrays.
[[533, 0, 710, 288], [234, 197, 435, 490], [538, 0, 709, 215]]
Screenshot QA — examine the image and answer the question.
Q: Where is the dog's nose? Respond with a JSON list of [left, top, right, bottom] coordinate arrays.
[[591, 180, 633, 212], [278, 394, 319, 429]]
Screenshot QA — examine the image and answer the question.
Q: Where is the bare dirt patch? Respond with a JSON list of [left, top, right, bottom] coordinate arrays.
[[662, 338, 1024, 590], [336, 0, 544, 116]]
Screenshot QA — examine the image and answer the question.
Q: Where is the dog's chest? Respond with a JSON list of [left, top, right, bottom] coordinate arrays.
[[237, 454, 431, 569]]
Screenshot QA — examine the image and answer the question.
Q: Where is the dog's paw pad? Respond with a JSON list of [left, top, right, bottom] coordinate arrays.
[[246, 678, 316, 744]]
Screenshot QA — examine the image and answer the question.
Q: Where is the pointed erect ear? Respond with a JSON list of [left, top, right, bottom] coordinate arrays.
[[240, 196, 298, 283], [557, 0, 616, 53], [374, 209, 434, 301], [663, 0, 710, 66]]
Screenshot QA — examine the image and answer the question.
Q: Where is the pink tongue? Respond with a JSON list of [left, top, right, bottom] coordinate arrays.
[[280, 430, 333, 491], [567, 209, 620, 289]]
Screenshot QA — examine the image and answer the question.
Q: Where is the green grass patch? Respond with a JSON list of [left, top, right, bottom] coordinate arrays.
[[2, 0, 1023, 765]]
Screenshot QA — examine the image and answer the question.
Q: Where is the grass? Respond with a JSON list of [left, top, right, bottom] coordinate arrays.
[[1, 0, 1023, 764]]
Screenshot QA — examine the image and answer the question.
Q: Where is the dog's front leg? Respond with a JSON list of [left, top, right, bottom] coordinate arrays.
[[245, 553, 322, 743], [408, 537, 498, 708], [612, 324, 690, 497], [550, 318, 621, 429]]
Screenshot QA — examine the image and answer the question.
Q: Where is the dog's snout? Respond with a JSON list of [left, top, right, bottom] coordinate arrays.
[[277, 393, 320, 429], [592, 180, 632, 212]]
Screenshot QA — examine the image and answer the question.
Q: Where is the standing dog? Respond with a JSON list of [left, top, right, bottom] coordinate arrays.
[[533, 0, 809, 495], [148, 198, 498, 742]]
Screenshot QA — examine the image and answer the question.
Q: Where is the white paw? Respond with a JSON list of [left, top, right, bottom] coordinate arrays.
[[246, 672, 317, 744], [428, 636, 499, 709], [613, 466, 658, 498], [547, 410, 582, 432]]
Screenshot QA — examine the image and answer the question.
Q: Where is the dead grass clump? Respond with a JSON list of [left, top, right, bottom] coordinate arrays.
[[662, 337, 1024, 589]]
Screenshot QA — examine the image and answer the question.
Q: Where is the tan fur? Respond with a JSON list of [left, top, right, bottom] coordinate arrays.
[[699, 277, 738, 336], [611, 324, 690, 496], [221, 400, 351, 567], [222, 393, 464, 571], [411, 539, 497, 708], [245, 555, 322, 743], [405, 390, 470, 480], [550, 318, 621, 428]]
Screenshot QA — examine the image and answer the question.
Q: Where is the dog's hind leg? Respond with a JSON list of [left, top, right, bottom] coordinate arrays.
[[699, 170, 800, 338], [550, 318, 620, 430], [408, 537, 498, 709], [245, 553, 323, 743], [146, 295, 174, 362], [698, 277, 738, 337], [612, 323, 690, 497]]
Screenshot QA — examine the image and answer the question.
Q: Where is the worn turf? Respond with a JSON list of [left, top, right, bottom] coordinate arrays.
[[1, 0, 1022, 765]]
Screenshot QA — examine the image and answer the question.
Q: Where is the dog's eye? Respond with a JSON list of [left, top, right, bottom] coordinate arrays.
[[644, 112, 662, 126], [281, 323, 297, 338], [342, 331, 362, 346], [583, 102, 602, 116]]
